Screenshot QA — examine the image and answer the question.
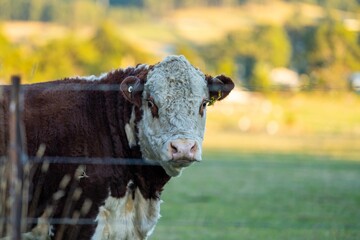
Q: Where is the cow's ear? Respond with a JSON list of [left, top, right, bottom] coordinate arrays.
[[206, 74, 235, 105], [120, 76, 143, 107]]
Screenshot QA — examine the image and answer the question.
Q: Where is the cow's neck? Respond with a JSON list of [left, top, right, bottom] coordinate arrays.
[[99, 66, 147, 158], [99, 74, 171, 201], [133, 164, 171, 199], [102, 84, 134, 158], [109, 164, 170, 197]]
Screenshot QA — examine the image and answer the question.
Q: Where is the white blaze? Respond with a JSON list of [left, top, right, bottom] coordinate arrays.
[[137, 55, 208, 176]]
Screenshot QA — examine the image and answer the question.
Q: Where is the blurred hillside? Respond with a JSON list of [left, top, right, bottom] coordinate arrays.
[[0, 0, 359, 90]]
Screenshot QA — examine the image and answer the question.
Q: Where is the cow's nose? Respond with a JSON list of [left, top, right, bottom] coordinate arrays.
[[169, 139, 198, 161]]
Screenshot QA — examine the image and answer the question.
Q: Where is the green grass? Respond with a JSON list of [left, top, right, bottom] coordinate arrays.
[[151, 152, 360, 240]]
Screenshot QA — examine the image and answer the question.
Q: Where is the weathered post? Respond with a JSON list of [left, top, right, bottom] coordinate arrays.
[[8, 75, 26, 240]]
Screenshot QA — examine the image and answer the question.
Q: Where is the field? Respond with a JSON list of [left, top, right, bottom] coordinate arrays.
[[152, 152, 360, 240], [151, 92, 360, 240]]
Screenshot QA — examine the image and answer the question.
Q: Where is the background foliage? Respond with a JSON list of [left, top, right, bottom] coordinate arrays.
[[0, 0, 359, 90]]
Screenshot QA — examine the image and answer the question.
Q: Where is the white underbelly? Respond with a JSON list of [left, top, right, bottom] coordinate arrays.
[[91, 182, 161, 240]]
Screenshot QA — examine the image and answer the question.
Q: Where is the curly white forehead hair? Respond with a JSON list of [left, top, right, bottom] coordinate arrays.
[[137, 55, 208, 176]]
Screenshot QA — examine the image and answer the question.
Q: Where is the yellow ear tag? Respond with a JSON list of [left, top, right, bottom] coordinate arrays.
[[208, 91, 222, 106]]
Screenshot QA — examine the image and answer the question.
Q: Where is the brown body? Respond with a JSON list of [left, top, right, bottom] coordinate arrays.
[[0, 66, 170, 239]]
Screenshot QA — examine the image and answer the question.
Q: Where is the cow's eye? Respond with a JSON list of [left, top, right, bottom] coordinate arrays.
[[147, 99, 154, 108], [199, 99, 209, 117], [202, 101, 208, 108], [146, 97, 159, 118]]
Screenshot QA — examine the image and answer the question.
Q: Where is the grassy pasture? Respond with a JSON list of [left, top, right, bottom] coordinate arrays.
[[152, 152, 360, 240], [152, 92, 360, 239]]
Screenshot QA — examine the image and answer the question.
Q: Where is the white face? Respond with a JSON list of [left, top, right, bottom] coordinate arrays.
[[137, 56, 209, 177]]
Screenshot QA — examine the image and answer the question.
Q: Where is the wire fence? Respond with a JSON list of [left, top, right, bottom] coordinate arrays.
[[0, 75, 229, 239], [0, 76, 156, 239]]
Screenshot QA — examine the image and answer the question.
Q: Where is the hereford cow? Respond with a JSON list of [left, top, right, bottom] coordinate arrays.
[[0, 55, 234, 240]]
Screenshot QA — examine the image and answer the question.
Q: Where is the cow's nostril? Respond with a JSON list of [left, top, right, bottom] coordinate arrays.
[[170, 143, 178, 154], [190, 143, 197, 153]]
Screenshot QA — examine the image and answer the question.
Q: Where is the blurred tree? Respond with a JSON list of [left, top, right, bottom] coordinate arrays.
[[89, 21, 150, 73], [29, 0, 59, 22], [0, 29, 33, 83], [236, 55, 256, 87], [90, 21, 131, 72], [143, 0, 175, 15], [30, 0, 45, 21], [0, 0, 359, 20], [0, 0, 11, 20], [202, 25, 291, 91], [10, 0, 31, 20], [217, 57, 237, 78], [175, 43, 206, 70], [304, 16, 360, 90], [0, 20, 154, 83], [0, 30, 20, 81], [173, 0, 199, 8], [32, 36, 92, 82], [286, 6, 310, 74], [284, 0, 359, 10], [250, 61, 271, 92], [109, 0, 144, 7], [251, 25, 292, 68]]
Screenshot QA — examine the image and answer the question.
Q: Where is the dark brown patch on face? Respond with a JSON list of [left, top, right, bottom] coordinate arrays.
[[199, 99, 208, 117], [146, 96, 159, 118]]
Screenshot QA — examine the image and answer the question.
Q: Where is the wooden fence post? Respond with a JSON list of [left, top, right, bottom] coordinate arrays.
[[8, 75, 26, 240]]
